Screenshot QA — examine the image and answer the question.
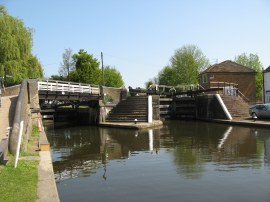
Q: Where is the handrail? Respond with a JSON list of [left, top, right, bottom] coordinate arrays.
[[237, 90, 250, 103], [147, 83, 204, 95], [208, 81, 238, 89], [37, 80, 100, 95]]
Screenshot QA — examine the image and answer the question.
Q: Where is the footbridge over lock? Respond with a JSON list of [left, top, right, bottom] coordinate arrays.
[[4, 79, 127, 155], [36, 80, 128, 123], [37, 80, 101, 102]]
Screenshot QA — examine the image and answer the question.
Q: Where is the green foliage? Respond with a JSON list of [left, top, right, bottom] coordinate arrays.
[[55, 49, 125, 87], [0, 159, 38, 202], [32, 125, 40, 137], [0, 5, 43, 86], [72, 49, 101, 84], [50, 74, 65, 81], [104, 94, 113, 103], [145, 77, 158, 89], [234, 53, 263, 98], [103, 65, 124, 87], [145, 80, 154, 89], [157, 45, 209, 86], [158, 66, 176, 85]]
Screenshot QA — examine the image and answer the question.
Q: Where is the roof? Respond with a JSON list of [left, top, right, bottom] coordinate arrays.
[[201, 60, 255, 74], [263, 66, 270, 73]]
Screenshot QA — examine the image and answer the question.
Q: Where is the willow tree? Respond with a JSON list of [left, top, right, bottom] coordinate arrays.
[[0, 6, 43, 86]]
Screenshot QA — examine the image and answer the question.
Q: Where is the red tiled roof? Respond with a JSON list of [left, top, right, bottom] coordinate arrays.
[[201, 60, 255, 74]]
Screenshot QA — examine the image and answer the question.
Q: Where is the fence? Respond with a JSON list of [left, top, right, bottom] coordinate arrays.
[[38, 80, 100, 95]]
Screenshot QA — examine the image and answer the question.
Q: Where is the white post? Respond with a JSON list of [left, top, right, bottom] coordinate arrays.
[[215, 94, 232, 120], [148, 95, 153, 123], [14, 121, 24, 168], [148, 129, 153, 152]]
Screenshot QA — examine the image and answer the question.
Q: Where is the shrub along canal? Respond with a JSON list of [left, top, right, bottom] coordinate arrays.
[[44, 120, 270, 202]]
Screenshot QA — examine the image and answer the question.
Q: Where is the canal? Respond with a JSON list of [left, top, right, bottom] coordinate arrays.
[[44, 120, 270, 202]]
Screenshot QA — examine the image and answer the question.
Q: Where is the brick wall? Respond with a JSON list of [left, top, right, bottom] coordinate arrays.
[[2, 85, 21, 97], [213, 73, 256, 101], [200, 72, 256, 101]]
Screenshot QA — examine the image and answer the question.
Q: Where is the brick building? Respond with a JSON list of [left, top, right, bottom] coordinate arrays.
[[198, 60, 256, 102]]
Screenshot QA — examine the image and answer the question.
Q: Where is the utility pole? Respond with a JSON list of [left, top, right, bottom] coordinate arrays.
[[101, 52, 104, 86]]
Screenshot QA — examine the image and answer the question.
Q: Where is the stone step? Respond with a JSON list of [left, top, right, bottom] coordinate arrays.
[[221, 95, 250, 118], [106, 96, 148, 122], [110, 108, 147, 112], [107, 117, 148, 122]]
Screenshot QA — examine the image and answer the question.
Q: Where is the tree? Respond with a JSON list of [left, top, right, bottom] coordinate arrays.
[[0, 6, 43, 86], [59, 48, 74, 80], [156, 45, 209, 86], [103, 66, 124, 87], [169, 45, 210, 85], [72, 49, 101, 84], [234, 53, 263, 98], [158, 66, 176, 85]]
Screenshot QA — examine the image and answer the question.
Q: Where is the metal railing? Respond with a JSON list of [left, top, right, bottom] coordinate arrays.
[[206, 81, 238, 90], [38, 80, 100, 95], [147, 84, 205, 95], [237, 90, 250, 103]]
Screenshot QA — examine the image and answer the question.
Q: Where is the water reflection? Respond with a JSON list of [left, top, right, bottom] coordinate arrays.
[[251, 128, 270, 165], [44, 120, 270, 202], [44, 121, 270, 181], [45, 122, 161, 181]]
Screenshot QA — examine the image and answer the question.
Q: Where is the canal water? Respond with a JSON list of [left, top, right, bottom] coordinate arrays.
[[44, 120, 270, 202]]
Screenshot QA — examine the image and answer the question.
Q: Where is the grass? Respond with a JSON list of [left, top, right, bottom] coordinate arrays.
[[0, 125, 40, 202], [31, 125, 40, 137], [0, 157, 38, 202], [21, 125, 40, 157]]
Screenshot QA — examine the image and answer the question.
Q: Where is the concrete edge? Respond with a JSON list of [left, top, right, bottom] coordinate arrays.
[[99, 120, 163, 129], [37, 150, 59, 202], [198, 118, 270, 128]]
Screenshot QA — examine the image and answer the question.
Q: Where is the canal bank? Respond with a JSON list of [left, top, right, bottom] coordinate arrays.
[[206, 117, 270, 128], [45, 119, 270, 202], [37, 129, 59, 202], [39, 116, 270, 201]]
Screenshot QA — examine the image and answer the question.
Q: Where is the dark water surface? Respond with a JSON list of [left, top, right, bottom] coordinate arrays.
[[44, 120, 270, 202]]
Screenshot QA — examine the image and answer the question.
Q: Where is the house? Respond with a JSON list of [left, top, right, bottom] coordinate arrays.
[[198, 60, 256, 102], [263, 66, 270, 103]]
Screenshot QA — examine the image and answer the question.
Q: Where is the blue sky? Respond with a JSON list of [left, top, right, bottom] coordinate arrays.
[[2, 0, 270, 87]]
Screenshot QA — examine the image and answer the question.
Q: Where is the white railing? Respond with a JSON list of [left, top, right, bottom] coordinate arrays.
[[38, 80, 100, 95]]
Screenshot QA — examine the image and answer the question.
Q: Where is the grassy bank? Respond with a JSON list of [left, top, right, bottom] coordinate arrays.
[[0, 158, 38, 202], [0, 125, 40, 202]]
